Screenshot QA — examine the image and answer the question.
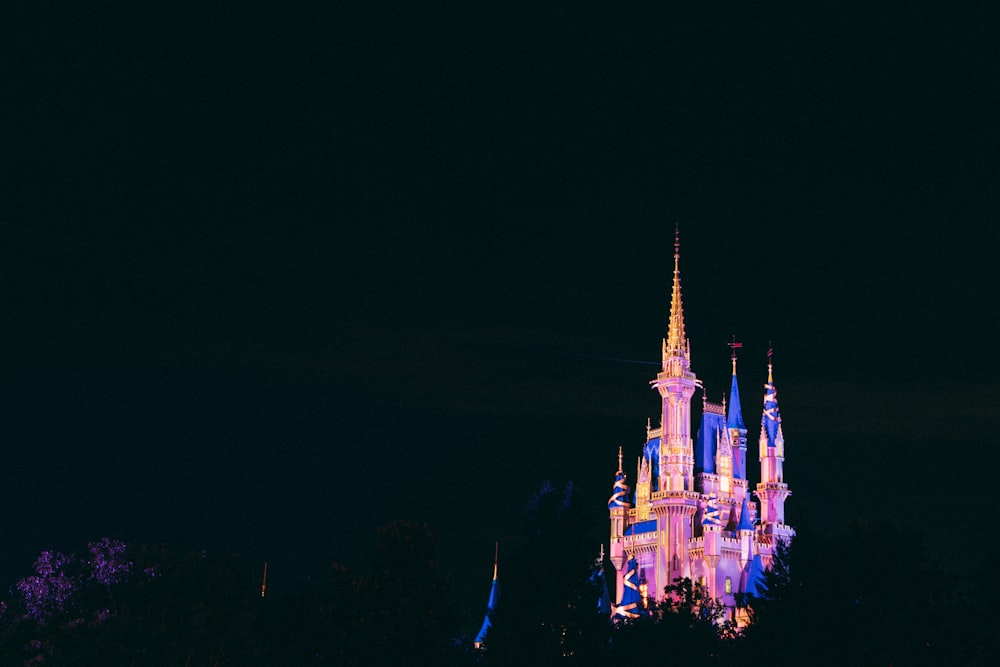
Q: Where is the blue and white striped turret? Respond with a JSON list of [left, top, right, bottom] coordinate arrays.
[[608, 471, 629, 509], [613, 557, 645, 618], [702, 493, 722, 527], [761, 364, 783, 449], [608, 446, 630, 508]]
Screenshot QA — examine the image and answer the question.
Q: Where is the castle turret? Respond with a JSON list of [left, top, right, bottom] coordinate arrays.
[[736, 492, 755, 571], [755, 353, 793, 548], [608, 447, 630, 605], [702, 493, 722, 599], [727, 347, 749, 484]]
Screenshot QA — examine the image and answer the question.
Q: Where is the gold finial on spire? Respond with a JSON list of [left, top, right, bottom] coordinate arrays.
[[493, 541, 499, 580], [617, 445, 623, 473], [665, 225, 687, 359], [767, 342, 774, 383]]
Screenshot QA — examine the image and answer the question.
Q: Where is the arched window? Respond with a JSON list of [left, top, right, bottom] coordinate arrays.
[[725, 576, 732, 595]]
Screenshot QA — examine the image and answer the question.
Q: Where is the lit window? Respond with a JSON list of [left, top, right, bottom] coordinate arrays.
[[725, 576, 732, 594]]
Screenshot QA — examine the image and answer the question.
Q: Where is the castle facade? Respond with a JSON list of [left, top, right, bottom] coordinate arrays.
[[608, 234, 793, 619]]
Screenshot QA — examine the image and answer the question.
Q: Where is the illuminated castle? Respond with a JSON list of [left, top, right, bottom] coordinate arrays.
[[608, 233, 793, 619]]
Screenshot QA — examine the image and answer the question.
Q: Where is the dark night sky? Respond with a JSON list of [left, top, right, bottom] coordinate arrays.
[[7, 3, 1000, 616]]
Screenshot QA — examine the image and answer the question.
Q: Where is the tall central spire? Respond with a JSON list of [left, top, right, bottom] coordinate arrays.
[[664, 225, 688, 360]]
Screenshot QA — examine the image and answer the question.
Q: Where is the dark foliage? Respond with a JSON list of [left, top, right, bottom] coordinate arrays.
[[482, 481, 611, 666], [742, 520, 975, 667], [1, 543, 260, 665], [1, 515, 994, 665], [0, 524, 469, 666], [611, 576, 737, 664]]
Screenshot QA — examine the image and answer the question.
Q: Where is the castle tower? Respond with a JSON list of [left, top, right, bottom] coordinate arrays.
[[648, 228, 700, 595], [702, 494, 722, 599], [755, 353, 794, 561], [650, 228, 698, 493], [727, 347, 749, 487], [608, 447, 630, 605]]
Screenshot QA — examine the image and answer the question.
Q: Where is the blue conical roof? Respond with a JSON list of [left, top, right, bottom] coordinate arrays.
[[474, 550, 499, 646], [614, 557, 646, 618], [727, 372, 745, 430], [608, 471, 629, 508], [744, 554, 766, 598], [736, 493, 754, 531]]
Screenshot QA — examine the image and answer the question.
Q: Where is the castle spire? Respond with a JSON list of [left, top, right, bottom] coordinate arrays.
[[727, 338, 746, 430], [664, 225, 688, 360], [608, 447, 630, 509], [474, 544, 500, 648], [761, 346, 782, 449], [756, 346, 791, 531]]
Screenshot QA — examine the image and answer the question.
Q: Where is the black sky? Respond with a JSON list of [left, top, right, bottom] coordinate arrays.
[[7, 3, 1000, 615]]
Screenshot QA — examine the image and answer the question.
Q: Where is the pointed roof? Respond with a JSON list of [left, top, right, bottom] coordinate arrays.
[[664, 226, 688, 360], [608, 446, 630, 508], [760, 359, 783, 448], [474, 545, 499, 647], [744, 554, 767, 598], [726, 338, 746, 430], [613, 556, 646, 618], [727, 366, 746, 430], [736, 493, 754, 531], [592, 547, 612, 616]]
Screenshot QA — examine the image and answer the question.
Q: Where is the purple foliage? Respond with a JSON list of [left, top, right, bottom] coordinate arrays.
[[15, 551, 78, 620], [87, 538, 132, 586], [14, 538, 137, 622]]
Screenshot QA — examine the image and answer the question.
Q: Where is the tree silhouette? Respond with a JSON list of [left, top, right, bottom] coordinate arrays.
[[484, 480, 610, 665]]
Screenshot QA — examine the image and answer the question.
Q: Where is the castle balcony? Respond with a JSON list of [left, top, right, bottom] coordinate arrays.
[[757, 482, 789, 491], [623, 531, 658, 549], [651, 490, 701, 502]]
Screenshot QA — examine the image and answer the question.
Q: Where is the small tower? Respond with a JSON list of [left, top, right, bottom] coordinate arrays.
[[755, 351, 794, 563], [702, 493, 723, 599], [726, 340, 749, 485], [608, 447, 630, 606], [736, 492, 755, 571]]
